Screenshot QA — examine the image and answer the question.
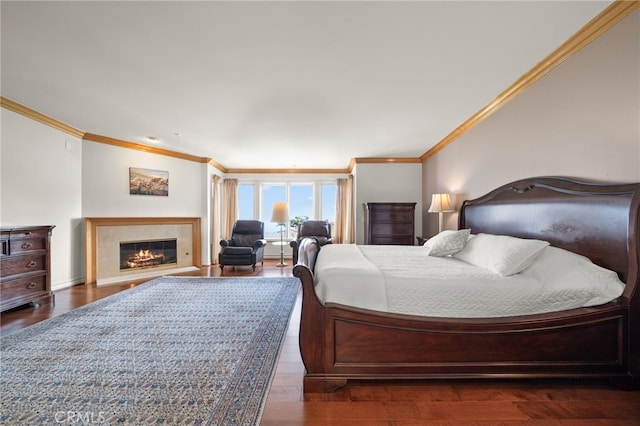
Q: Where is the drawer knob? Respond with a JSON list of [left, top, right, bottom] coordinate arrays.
[[21, 242, 33, 249], [26, 260, 37, 268], [27, 282, 37, 289]]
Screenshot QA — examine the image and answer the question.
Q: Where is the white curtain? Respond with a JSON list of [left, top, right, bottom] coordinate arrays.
[[334, 175, 354, 244], [211, 175, 222, 264], [221, 178, 238, 240]]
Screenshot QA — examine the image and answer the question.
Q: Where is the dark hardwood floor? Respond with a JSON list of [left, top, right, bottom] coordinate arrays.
[[2, 259, 639, 425]]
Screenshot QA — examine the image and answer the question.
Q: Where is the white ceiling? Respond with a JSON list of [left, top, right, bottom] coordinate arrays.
[[1, 1, 612, 170]]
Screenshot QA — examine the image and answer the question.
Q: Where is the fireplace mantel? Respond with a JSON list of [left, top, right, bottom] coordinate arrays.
[[84, 217, 201, 285]]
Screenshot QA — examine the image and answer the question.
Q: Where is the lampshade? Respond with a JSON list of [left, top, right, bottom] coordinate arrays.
[[271, 202, 289, 224], [428, 193, 454, 213]]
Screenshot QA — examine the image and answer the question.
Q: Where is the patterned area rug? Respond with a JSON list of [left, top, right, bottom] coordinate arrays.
[[0, 276, 300, 425]]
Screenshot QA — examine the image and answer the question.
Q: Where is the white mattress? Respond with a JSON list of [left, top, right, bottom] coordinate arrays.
[[313, 244, 625, 318]]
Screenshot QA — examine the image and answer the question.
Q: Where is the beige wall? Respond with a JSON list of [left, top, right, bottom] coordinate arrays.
[[423, 10, 640, 236], [82, 141, 211, 265], [354, 162, 423, 244], [1, 109, 84, 289]]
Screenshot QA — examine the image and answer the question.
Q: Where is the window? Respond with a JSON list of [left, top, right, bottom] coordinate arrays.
[[237, 181, 339, 239], [237, 184, 254, 220], [289, 184, 313, 233], [261, 184, 286, 238], [321, 184, 337, 237]]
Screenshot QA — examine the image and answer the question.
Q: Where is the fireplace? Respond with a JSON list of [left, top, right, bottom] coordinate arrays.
[[120, 239, 177, 270], [84, 217, 202, 285]]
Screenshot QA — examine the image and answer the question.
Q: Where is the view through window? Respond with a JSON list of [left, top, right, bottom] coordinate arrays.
[[237, 182, 337, 239], [237, 184, 254, 220]]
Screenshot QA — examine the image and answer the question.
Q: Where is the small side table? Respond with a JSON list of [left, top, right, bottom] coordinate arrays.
[[416, 236, 431, 246], [272, 241, 288, 267]]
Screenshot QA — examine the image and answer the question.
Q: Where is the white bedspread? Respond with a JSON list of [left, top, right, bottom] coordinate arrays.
[[313, 244, 625, 318]]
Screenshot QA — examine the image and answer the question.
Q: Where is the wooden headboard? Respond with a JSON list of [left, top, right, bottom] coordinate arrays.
[[459, 176, 640, 285]]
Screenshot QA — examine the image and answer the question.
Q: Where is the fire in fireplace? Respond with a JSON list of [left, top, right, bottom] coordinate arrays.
[[120, 239, 177, 270]]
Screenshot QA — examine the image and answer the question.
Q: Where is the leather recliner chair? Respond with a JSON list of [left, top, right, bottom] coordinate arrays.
[[289, 220, 332, 265], [219, 220, 267, 272]]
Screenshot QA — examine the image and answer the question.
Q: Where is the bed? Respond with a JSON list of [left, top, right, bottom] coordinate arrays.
[[292, 176, 640, 392]]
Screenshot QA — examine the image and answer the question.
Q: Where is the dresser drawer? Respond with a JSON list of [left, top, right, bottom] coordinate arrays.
[[369, 210, 414, 222], [371, 236, 413, 245], [371, 223, 414, 236], [8, 228, 50, 240], [9, 238, 46, 255], [0, 274, 47, 300], [1, 254, 46, 278]]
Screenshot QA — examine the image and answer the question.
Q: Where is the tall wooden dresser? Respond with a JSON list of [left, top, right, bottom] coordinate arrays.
[[363, 202, 416, 245], [1, 225, 55, 312]]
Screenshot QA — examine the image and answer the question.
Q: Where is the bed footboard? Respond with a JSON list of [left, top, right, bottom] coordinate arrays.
[[292, 238, 328, 383]]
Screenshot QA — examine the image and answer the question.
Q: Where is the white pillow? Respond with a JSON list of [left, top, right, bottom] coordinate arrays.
[[424, 229, 471, 257], [453, 233, 549, 276], [520, 246, 625, 306]]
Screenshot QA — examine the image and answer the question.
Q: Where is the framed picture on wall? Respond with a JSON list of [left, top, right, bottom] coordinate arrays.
[[129, 167, 169, 196]]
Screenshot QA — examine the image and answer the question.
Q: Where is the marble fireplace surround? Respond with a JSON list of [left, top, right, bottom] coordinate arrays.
[[84, 217, 202, 285]]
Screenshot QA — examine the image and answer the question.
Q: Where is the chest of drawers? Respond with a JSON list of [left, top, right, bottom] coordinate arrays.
[[1, 225, 54, 312], [363, 202, 416, 245]]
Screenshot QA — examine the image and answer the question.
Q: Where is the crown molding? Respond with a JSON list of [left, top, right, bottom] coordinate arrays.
[[223, 167, 350, 174], [0, 97, 85, 138], [345, 157, 422, 172], [208, 159, 228, 173], [82, 133, 211, 164], [420, 0, 639, 161], [223, 158, 421, 174], [4, 0, 633, 172], [352, 157, 422, 164], [1, 97, 349, 173]]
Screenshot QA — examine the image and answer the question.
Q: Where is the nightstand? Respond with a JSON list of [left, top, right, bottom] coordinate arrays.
[[416, 236, 432, 246]]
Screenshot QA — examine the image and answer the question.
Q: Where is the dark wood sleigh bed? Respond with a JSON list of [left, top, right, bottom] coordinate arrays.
[[292, 176, 640, 392]]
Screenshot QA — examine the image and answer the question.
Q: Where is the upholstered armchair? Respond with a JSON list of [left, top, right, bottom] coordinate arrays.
[[219, 220, 267, 272], [289, 220, 332, 265]]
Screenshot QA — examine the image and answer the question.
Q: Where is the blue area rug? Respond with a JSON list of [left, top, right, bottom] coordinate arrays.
[[0, 276, 300, 425]]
